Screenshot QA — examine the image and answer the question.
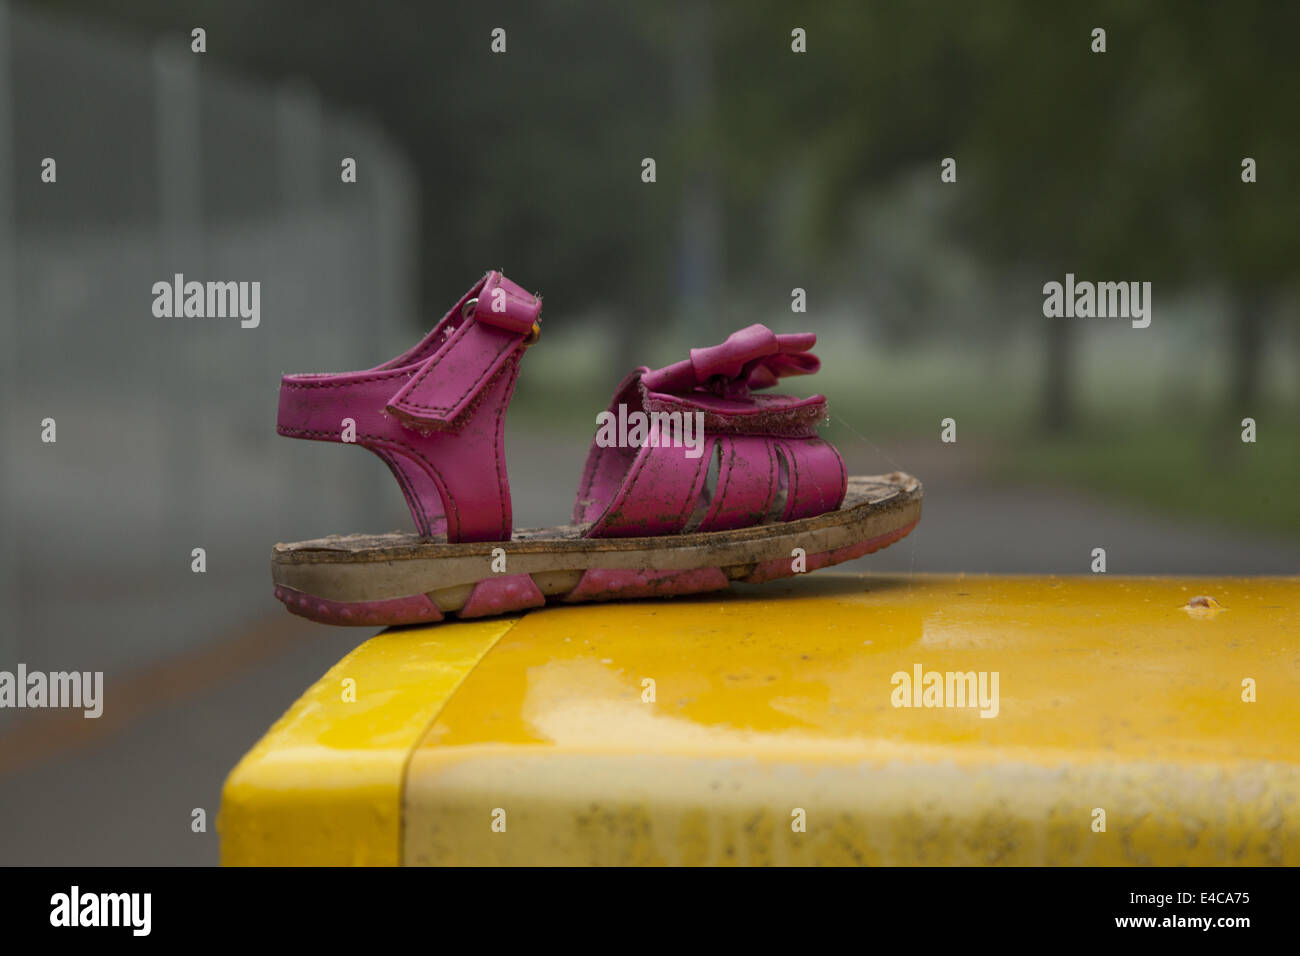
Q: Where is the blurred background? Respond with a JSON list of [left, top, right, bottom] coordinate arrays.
[[1, 0, 1297, 863]]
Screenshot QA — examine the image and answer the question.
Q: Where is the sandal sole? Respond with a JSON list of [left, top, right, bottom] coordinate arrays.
[[272, 472, 921, 626]]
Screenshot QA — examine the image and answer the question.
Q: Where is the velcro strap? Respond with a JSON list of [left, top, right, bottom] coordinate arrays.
[[386, 271, 540, 429]]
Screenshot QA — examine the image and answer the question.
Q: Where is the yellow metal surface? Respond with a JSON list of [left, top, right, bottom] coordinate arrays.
[[221, 575, 1300, 865], [404, 575, 1300, 865], [219, 619, 515, 865]]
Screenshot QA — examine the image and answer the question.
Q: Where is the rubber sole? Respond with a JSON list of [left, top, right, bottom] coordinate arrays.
[[272, 472, 921, 626]]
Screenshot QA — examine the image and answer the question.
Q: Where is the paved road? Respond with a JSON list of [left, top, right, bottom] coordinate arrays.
[[833, 439, 1300, 577]]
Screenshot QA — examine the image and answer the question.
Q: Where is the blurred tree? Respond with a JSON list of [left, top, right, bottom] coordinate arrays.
[[713, 0, 1300, 429], [42, 0, 686, 340], [1164, 2, 1300, 418], [39, 0, 1300, 424]]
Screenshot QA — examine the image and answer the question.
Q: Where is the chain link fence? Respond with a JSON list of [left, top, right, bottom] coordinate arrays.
[[0, 2, 418, 704]]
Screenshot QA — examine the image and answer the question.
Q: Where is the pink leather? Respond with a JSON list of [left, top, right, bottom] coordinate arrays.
[[639, 324, 829, 435], [278, 280, 845, 546], [697, 434, 778, 532], [775, 436, 847, 520], [584, 433, 718, 537], [277, 270, 537, 543], [386, 273, 540, 429], [645, 324, 819, 396], [576, 324, 848, 538]]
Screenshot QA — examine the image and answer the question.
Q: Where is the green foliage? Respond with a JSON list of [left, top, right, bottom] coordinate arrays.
[[46, 0, 1300, 311], [715, 0, 1300, 289]]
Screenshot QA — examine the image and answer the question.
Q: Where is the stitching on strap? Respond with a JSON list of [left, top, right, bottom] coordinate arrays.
[[393, 323, 519, 415], [281, 368, 409, 389]]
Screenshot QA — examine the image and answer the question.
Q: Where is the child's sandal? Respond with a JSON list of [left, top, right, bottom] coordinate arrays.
[[272, 270, 922, 625]]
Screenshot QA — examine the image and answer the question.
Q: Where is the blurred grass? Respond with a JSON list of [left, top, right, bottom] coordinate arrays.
[[998, 410, 1300, 539]]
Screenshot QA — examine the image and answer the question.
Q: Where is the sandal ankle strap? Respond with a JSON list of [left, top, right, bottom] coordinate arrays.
[[387, 272, 541, 431], [276, 270, 539, 543]]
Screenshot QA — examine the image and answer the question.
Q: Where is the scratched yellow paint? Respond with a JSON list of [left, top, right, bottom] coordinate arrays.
[[403, 575, 1300, 865], [219, 576, 1300, 865], [219, 619, 515, 865]]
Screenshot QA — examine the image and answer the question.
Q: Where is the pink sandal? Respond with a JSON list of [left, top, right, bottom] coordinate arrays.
[[272, 270, 922, 626]]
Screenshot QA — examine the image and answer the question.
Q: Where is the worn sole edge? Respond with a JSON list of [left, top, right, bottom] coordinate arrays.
[[274, 516, 919, 627], [275, 474, 920, 562], [272, 472, 921, 606], [273, 473, 922, 606]]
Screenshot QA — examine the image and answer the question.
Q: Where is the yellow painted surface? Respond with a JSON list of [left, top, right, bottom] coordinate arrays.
[[221, 575, 1300, 865], [219, 619, 515, 865], [404, 575, 1300, 865]]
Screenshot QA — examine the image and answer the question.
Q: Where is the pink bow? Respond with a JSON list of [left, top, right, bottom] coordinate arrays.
[[643, 324, 819, 399]]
